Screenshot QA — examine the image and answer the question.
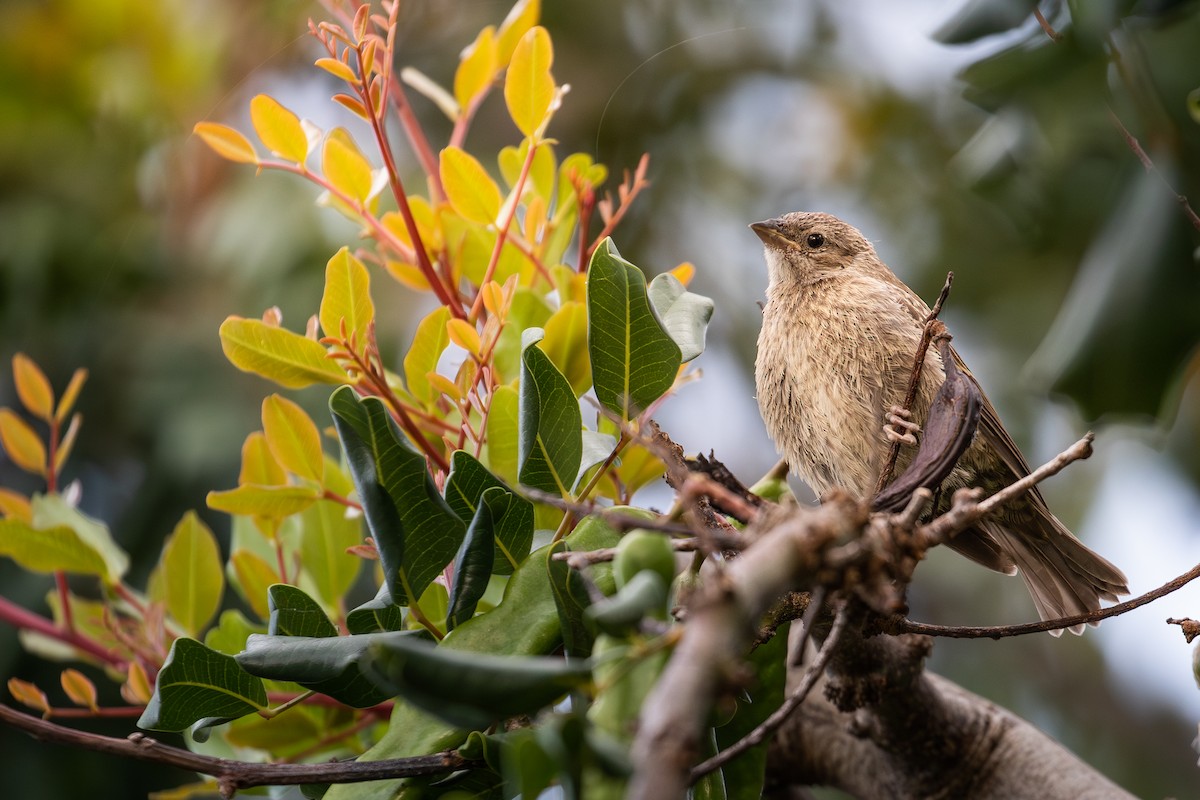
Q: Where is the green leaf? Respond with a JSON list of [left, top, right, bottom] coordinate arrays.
[[206, 485, 321, 518], [153, 512, 224, 636], [933, 0, 1039, 44], [205, 610, 263, 656], [485, 385, 521, 484], [547, 540, 593, 657], [0, 519, 108, 577], [647, 272, 714, 363], [403, 306, 451, 407], [504, 27, 555, 138], [31, 493, 128, 581], [267, 584, 339, 638], [300, 496, 363, 610], [237, 632, 418, 708], [444, 451, 534, 574], [347, 584, 406, 634], [447, 492, 499, 630], [228, 549, 279, 621], [329, 387, 467, 606], [261, 394, 325, 484], [493, 287, 554, 383], [138, 638, 267, 732], [587, 239, 682, 420], [518, 328, 582, 497], [540, 300, 592, 396], [219, 316, 346, 389], [320, 247, 375, 345], [360, 633, 591, 730], [441, 146, 503, 225]]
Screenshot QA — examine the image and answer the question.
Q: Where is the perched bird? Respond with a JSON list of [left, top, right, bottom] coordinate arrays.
[[752, 211, 1127, 632]]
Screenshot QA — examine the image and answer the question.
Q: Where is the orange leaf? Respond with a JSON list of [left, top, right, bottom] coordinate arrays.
[[670, 262, 696, 287], [323, 130, 373, 204], [60, 668, 98, 712], [12, 354, 53, 422], [315, 56, 358, 84], [447, 318, 483, 358], [54, 368, 87, 425], [0, 488, 31, 522], [0, 408, 45, 476], [121, 662, 153, 706], [7, 678, 49, 716], [193, 122, 259, 164]]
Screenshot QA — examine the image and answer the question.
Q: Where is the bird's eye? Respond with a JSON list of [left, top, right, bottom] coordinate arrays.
[[805, 233, 825, 248]]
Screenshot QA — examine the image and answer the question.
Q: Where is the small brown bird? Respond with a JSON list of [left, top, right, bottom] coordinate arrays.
[[752, 212, 1128, 632]]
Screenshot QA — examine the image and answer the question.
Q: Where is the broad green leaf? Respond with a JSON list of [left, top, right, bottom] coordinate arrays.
[[267, 584, 339, 638], [250, 94, 308, 163], [238, 431, 286, 487], [205, 610, 263, 656], [193, 122, 259, 165], [498, 138, 556, 201], [0, 519, 107, 576], [219, 316, 346, 389], [0, 408, 45, 475], [547, 540, 593, 657], [442, 213, 525, 287], [229, 549, 280, 621], [207, 485, 320, 518], [446, 496, 496, 630], [504, 27, 555, 138], [496, 0, 541, 65], [518, 328, 582, 497], [404, 306, 451, 407], [12, 354, 53, 422], [647, 272, 715, 363], [329, 387, 467, 606], [155, 512, 223, 636], [138, 638, 267, 732], [360, 633, 591, 730], [444, 451, 534, 574], [540, 300, 591, 396], [238, 632, 413, 708], [300, 491, 363, 610], [485, 385, 520, 484], [347, 584, 406, 634], [587, 238, 682, 420], [455, 26, 497, 111], [441, 146, 504, 225], [261, 395, 324, 484], [31, 493, 128, 581], [323, 129, 373, 204], [319, 247, 375, 345]]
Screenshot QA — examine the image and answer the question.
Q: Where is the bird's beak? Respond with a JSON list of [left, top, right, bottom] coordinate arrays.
[[750, 218, 786, 246]]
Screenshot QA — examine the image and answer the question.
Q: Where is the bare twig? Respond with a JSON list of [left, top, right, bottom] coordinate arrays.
[[895, 561, 1200, 639], [1033, 7, 1064, 42], [1107, 108, 1200, 232], [690, 601, 849, 783], [0, 704, 472, 799]]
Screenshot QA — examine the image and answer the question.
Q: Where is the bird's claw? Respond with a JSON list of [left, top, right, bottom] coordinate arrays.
[[884, 405, 921, 446]]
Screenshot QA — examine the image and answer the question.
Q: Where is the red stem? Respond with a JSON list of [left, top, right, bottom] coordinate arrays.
[[468, 140, 539, 321], [0, 595, 125, 668]]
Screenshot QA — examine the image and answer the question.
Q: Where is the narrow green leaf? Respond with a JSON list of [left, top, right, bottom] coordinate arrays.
[[485, 385, 521, 484], [932, 0, 1039, 43], [446, 493, 498, 630], [647, 272, 714, 363], [347, 583, 406, 634], [587, 239, 682, 420], [403, 306, 451, 407], [518, 328, 582, 497], [546, 540, 593, 657], [31, 493, 128, 581], [156, 512, 224, 636], [267, 584, 339, 638], [300, 496, 363, 609], [320, 247, 376, 346], [444, 451, 533, 574], [138, 638, 267, 732], [220, 316, 346, 389], [329, 387, 467, 606], [206, 485, 320, 518]]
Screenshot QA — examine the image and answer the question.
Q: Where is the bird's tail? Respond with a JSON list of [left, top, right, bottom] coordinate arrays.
[[981, 515, 1128, 636]]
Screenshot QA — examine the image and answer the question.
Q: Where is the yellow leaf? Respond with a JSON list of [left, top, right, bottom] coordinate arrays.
[[0, 488, 31, 522], [319, 247, 375, 343], [485, 384, 519, 483], [455, 26, 498, 111], [7, 678, 49, 715], [670, 261, 696, 286], [155, 512, 224, 636], [539, 301, 591, 395], [323, 129, 373, 204], [12, 354, 53, 422], [333, 93, 369, 120], [404, 306, 451, 407], [496, 0, 541, 65], [193, 122, 259, 164], [207, 485, 320, 518], [54, 368, 87, 425], [315, 56, 358, 84], [122, 662, 153, 705], [250, 94, 309, 163], [229, 549, 279, 621], [0, 519, 108, 576], [427, 372, 461, 402], [239, 432, 286, 487], [447, 319, 483, 358], [504, 27, 555, 138], [261, 395, 324, 484], [60, 668, 98, 711], [440, 147, 503, 225], [0, 408, 45, 476], [384, 260, 432, 291], [219, 316, 346, 389], [480, 281, 507, 318]]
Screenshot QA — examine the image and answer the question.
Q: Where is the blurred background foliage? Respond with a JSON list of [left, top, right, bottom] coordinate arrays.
[[1, 0, 1198, 797]]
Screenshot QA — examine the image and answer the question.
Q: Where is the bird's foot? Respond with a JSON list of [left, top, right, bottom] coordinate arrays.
[[884, 405, 921, 446]]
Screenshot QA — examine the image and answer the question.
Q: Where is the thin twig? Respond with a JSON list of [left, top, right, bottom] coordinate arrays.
[[689, 602, 850, 783], [873, 272, 955, 496], [896, 561, 1200, 639], [1107, 108, 1200, 232], [1033, 7, 1063, 42]]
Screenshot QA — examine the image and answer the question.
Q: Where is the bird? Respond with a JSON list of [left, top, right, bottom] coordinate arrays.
[[751, 211, 1128, 632]]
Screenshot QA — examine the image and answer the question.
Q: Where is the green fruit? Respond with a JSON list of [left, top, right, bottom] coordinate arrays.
[[613, 529, 676, 589]]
